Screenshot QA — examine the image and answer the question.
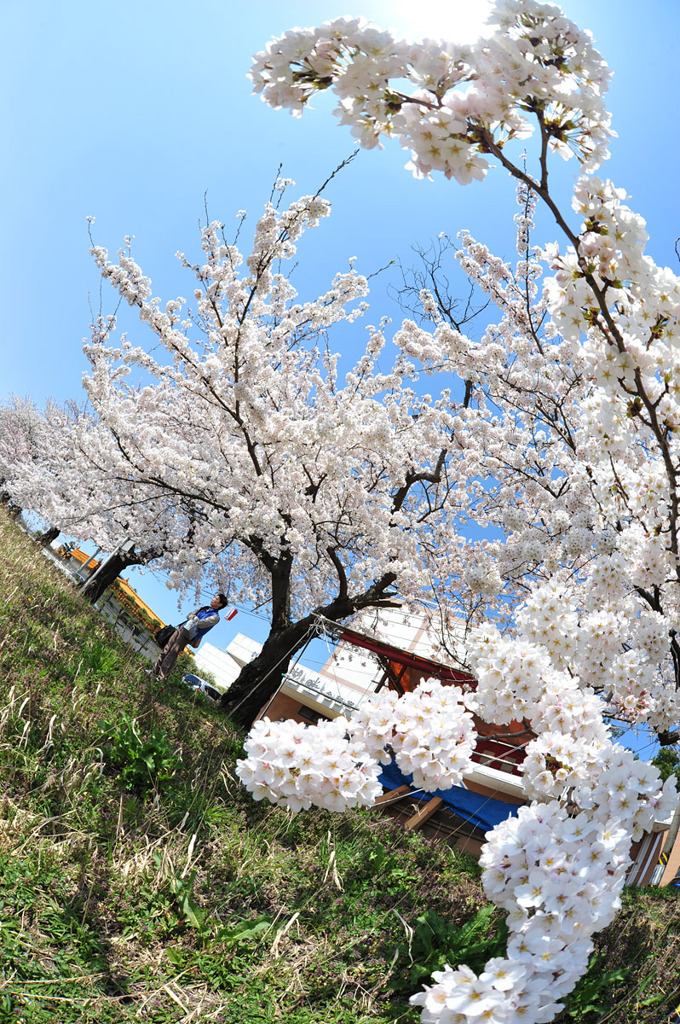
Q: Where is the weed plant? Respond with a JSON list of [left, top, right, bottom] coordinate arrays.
[[0, 506, 679, 1022], [98, 713, 181, 794]]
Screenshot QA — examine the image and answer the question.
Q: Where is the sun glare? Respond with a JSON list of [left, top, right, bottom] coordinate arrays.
[[373, 0, 494, 42]]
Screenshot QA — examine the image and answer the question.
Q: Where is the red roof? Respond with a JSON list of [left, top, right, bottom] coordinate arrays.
[[337, 622, 476, 690], [335, 620, 531, 776]]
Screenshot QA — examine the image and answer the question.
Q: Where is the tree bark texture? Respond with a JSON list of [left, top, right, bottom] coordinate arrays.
[[220, 570, 398, 729], [38, 526, 60, 548], [80, 551, 141, 603], [219, 620, 314, 728]]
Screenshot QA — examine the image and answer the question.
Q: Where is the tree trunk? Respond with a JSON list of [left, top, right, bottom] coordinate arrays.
[[220, 569, 399, 729], [38, 525, 60, 548], [81, 551, 141, 603], [220, 619, 314, 728]]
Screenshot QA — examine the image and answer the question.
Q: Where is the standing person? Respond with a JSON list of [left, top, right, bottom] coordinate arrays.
[[153, 594, 228, 681]]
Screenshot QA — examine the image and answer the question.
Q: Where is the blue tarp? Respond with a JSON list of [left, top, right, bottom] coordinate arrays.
[[377, 759, 520, 834]]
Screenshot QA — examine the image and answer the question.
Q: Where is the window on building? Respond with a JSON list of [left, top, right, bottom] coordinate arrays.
[[298, 705, 324, 724]]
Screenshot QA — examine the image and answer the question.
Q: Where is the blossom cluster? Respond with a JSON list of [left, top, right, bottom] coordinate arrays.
[[413, 801, 631, 1024], [235, 715, 383, 813], [236, 680, 477, 811], [237, 620, 674, 1024], [349, 679, 476, 791], [469, 631, 605, 742], [251, 0, 613, 181]]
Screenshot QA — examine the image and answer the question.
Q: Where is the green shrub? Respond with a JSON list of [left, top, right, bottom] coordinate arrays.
[[97, 713, 180, 794]]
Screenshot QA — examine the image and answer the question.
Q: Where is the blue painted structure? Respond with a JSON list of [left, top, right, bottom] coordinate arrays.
[[377, 759, 520, 834]]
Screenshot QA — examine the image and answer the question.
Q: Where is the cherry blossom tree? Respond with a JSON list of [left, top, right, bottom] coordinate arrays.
[[0, 400, 173, 601], [81, 182, 507, 725], [0, 398, 46, 516], [235, 1, 680, 1020]]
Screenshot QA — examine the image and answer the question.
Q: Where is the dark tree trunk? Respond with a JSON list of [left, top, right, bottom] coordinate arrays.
[[38, 526, 60, 548], [220, 619, 314, 728], [220, 569, 399, 729], [80, 551, 141, 603]]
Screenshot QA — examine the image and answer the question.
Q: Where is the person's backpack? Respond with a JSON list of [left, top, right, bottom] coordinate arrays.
[[154, 624, 176, 648]]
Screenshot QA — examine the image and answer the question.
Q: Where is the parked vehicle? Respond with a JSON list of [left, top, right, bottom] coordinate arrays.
[[181, 673, 222, 702]]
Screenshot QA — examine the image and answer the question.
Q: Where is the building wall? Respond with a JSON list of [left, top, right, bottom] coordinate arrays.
[[318, 607, 432, 699], [193, 641, 243, 692], [659, 827, 680, 887], [454, 835, 485, 859], [627, 832, 666, 887], [99, 600, 158, 661], [258, 692, 319, 725], [54, 548, 162, 662]]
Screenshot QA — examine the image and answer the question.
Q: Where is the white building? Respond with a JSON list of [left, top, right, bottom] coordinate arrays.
[[192, 633, 261, 693]]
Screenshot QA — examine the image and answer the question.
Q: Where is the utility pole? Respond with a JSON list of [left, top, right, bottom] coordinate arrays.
[[76, 546, 102, 583]]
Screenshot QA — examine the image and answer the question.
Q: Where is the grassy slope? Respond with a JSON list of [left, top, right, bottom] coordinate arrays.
[[0, 505, 679, 1024]]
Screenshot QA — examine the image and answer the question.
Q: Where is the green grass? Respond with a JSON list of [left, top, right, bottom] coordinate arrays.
[[1, 504, 679, 1023]]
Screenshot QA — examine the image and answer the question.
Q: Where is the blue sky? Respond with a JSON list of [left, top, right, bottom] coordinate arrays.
[[2, 0, 679, 658]]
